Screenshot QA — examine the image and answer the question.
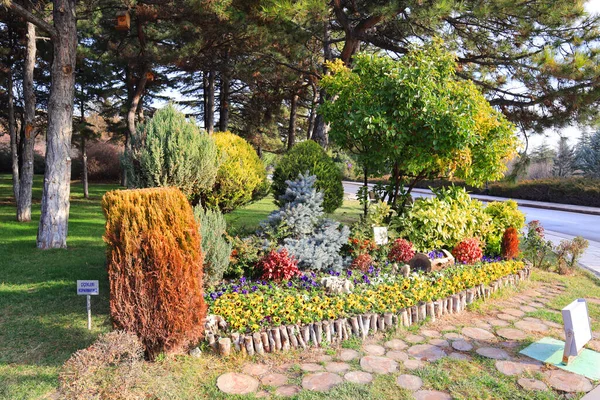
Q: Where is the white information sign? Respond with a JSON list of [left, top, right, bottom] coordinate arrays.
[[77, 280, 99, 330], [77, 280, 99, 295], [373, 227, 388, 245], [561, 298, 592, 363]]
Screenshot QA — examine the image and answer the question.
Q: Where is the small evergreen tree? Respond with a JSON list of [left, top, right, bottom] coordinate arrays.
[[193, 205, 232, 287], [553, 136, 574, 177], [575, 129, 600, 178], [261, 173, 349, 272]]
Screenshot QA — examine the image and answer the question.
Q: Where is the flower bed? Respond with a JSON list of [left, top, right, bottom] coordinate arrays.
[[205, 260, 529, 356]]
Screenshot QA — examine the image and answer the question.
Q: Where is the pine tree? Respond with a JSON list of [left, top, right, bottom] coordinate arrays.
[[553, 136, 574, 177], [575, 129, 600, 178]]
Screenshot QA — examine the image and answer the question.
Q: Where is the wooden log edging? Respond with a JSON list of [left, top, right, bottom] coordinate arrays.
[[209, 267, 531, 356]]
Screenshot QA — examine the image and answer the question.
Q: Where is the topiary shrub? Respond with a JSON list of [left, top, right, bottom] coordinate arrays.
[[388, 238, 416, 264], [484, 200, 525, 256], [103, 187, 206, 359], [272, 140, 343, 213], [261, 173, 350, 271], [59, 331, 144, 399], [204, 131, 268, 212], [193, 205, 232, 287], [259, 248, 301, 281], [501, 227, 520, 260], [452, 237, 483, 264], [122, 104, 220, 200]]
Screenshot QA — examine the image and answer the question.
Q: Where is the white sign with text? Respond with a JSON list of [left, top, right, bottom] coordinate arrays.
[[77, 280, 99, 296]]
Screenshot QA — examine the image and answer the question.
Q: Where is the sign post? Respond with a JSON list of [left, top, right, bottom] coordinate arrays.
[[561, 298, 592, 365], [77, 280, 99, 330]]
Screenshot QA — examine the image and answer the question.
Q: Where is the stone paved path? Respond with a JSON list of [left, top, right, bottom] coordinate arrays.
[[215, 280, 597, 397]]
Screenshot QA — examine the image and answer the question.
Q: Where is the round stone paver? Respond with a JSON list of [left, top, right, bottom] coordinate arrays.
[[444, 332, 463, 340], [360, 356, 398, 374], [302, 372, 344, 392], [405, 334, 426, 343], [429, 339, 450, 348], [242, 363, 270, 376], [338, 349, 360, 361], [497, 313, 518, 321], [404, 359, 426, 370], [518, 378, 548, 392], [475, 320, 491, 329], [363, 344, 386, 356], [325, 362, 351, 374], [462, 327, 496, 341], [275, 385, 302, 397], [421, 329, 441, 338], [344, 371, 373, 384], [495, 360, 542, 376], [520, 305, 537, 313], [544, 370, 593, 393], [217, 373, 259, 395], [496, 328, 528, 341], [476, 347, 510, 360], [386, 350, 408, 361], [408, 344, 447, 361], [413, 390, 452, 400], [530, 301, 544, 308], [515, 320, 549, 333], [316, 355, 333, 362], [261, 373, 288, 387], [396, 374, 423, 391], [451, 339, 473, 352], [543, 320, 562, 329], [488, 318, 510, 327], [504, 308, 526, 317], [449, 352, 472, 361], [301, 363, 324, 372], [384, 339, 407, 350]]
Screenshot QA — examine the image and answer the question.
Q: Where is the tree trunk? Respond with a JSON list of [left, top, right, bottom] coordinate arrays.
[[306, 85, 318, 140], [82, 136, 88, 199], [205, 70, 215, 134], [313, 21, 331, 148], [136, 95, 145, 124], [363, 166, 368, 217], [17, 22, 37, 222], [7, 60, 19, 203], [126, 71, 148, 150], [121, 66, 134, 187], [287, 93, 298, 150], [37, 0, 77, 249], [219, 72, 230, 132]]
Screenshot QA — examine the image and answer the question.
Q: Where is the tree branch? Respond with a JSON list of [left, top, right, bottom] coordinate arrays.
[[3, 2, 57, 40]]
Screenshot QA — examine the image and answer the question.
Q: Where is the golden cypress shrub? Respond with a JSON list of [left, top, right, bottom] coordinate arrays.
[[102, 187, 206, 359]]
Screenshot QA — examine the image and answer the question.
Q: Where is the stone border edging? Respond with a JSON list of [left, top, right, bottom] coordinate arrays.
[[206, 268, 531, 356]]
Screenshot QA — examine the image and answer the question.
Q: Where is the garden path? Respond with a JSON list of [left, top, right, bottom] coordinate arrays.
[[216, 281, 599, 398]]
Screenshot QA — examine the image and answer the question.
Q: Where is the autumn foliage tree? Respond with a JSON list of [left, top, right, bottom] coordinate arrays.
[[102, 187, 206, 359], [320, 42, 518, 209]]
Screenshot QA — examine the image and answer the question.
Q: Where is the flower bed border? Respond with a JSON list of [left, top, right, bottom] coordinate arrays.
[[206, 267, 531, 356]]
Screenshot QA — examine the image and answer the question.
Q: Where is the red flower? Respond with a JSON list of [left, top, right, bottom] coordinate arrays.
[[351, 253, 374, 272], [388, 238, 415, 263], [259, 249, 301, 282], [452, 238, 483, 264]]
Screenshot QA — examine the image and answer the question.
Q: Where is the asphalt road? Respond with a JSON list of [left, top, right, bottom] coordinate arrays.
[[343, 181, 600, 275]]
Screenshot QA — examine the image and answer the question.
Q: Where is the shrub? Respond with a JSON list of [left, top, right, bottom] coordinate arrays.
[[262, 173, 349, 271], [394, 186, 491, 251], [484, 200, 525, 255], [86, 142, 122, 182], [501, 227, 520, 260], [556, 236, 589, 275], [522, 220, 553, 269], [388, 238, 415, 264], [352, 253, 374, 272], [227, 235, 263, 279], [122, 104, 219, 200], [193, 205, 232, 287], [103, 187, 206, 359], [204, 131, 268, 212], [347, 237, 378, 258], [59, 331, 144, 399], [272, 140, 344, 213], [452, 238, 483, 264], [260, 248, 301, 281]]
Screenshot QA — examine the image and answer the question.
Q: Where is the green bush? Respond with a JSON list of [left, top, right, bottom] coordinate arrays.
[[484, 200, 525, 255], [204, 131, 268, 212], [393, 186, 492, 251], [272, 140, 344, 213], [194, 205, 232, 286], [122, 104, 220, 200]]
